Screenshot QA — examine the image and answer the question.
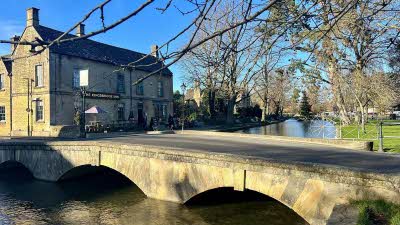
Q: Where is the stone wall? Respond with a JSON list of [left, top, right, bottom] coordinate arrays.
[[181, 130, 374, 151], [49, 125, 81, 138], [10, 26, 52, 136], [0, 59, 11, 136], [49, 53, 173, 126]]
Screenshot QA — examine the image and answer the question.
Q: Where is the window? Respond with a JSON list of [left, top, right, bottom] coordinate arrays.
[[117, 103, 125, 121], [35, 65, 43, 87], [154, 103, 167, 120], [117, 74, 125, 93], [0, 106, 5, 122], [36, 100, 44, 121], [0, 74, 4, 90], [73, 69, 89, 89], [136, 82, 144, 95], [157, 81, 164, 97], [73, 69, 80, 88]]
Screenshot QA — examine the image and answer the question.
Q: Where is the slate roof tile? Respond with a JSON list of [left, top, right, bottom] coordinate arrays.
[[35, 26, 172, 75]]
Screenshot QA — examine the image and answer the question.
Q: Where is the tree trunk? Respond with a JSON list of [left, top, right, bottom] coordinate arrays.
[[262, 105, 267, 122], [261, 95, 269, 122], [360, 104, 366, 133], [330, 67, 351, 125], [208, 90, 216, 120], [226, 96, 236, 124]]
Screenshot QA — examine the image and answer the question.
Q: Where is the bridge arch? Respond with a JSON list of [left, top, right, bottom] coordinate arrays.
[[57, 164, 145, 193], [0, 160, 33, 174], [183, 186, 309, 224], [57, 164, 133, 183]]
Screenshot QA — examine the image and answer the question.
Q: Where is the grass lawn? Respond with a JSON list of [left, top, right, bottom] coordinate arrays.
[[340, 120, 400, 153], [353, 200, 400, 225]]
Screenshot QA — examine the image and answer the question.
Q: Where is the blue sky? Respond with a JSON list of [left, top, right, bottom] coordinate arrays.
[[0, 0, 193, 90]]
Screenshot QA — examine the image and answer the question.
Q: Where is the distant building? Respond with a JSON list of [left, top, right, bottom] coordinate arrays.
[[185, 79, 202, 108], [236, 89, 252, 109], [0, 8, 173, 137]]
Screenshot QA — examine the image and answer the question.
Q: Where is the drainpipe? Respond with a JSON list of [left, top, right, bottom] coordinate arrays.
[[23, 78, 33, 136], [30, 79, 33, 136], [8, 73, 12, 136]]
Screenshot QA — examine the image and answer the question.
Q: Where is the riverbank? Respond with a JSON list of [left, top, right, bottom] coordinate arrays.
[[187, 119, 287, 133], [353, 200, 400, 225]]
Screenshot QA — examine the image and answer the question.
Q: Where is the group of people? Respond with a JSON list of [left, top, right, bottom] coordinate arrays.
[[135, 113, 182, 131], [168, 114, 181, 130], [147, 114, 180, 131]]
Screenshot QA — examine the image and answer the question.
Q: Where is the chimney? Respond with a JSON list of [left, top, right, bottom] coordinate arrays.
[[76, 24, 85, 37], [26, 8, 39, 27], [151, 45, 159, 58], [10, 35, 20, 52]]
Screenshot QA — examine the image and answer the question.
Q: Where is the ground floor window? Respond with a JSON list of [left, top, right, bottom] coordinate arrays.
[[154, 103, 167, 121], [0, 106, 5, 122], [118, 103, 125, 121], [36, 100, 44, 121]]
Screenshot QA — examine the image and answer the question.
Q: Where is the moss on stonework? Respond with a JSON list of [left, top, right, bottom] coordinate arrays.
[[353, 200, 400, 225]]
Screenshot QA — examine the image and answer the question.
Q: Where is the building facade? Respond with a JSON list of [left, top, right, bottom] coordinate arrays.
[[0, 8, 173, 137]]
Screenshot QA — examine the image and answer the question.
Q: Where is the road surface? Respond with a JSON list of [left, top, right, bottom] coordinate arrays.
[[89, 133, 400, 174]]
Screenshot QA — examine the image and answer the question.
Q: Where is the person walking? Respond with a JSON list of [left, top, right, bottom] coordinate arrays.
[[168, 114, 174, 130]]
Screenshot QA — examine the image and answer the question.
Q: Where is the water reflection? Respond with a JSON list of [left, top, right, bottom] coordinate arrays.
[[0, 167, 308, 225], [238, 119, 337, 139]]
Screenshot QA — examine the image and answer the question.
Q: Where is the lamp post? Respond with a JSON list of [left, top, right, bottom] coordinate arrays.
[[23, 78, 34, 136], [80, 87, 86, 138], [180, 82, 187, 133]]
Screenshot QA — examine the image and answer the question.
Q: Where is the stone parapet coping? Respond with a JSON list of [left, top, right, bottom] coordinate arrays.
[[179, 130, 374, 151]]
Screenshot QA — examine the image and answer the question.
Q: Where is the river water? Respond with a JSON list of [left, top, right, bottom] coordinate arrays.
[[0, 167, 308, 225], [237, 119, 337, 139]]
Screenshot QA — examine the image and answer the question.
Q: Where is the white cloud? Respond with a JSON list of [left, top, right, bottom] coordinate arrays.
[[0, 20, 24, 55]]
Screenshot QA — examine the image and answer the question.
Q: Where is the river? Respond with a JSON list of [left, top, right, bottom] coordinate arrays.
[[0, 166, 308, 225], [237, 119, 337, 139]]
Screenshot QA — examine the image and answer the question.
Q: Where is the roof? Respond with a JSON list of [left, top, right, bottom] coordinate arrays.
[[0, 55, 12, 75], [35, 26, 172, 75]]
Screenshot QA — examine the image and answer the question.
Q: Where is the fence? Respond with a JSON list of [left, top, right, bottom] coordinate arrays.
[[307, 117, 400, 152], [376, 122, 400, 152]]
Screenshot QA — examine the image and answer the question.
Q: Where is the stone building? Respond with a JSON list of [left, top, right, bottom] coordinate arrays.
[[0, 8, 173, 137], [185, 79, 202, 108]]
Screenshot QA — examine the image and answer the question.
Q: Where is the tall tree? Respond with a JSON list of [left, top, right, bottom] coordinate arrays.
[[300, 91, 312, 119]]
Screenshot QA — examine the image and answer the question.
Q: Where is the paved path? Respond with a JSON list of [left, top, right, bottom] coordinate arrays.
[[89, 133, 400, 174]]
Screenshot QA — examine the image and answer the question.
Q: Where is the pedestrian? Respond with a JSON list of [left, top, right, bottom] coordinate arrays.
[[168, 114, 174, 130], [143, 113, 148, 130], [149, 117, 154, 131]]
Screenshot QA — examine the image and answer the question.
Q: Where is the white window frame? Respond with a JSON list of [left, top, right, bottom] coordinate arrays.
[[73, 68, 89, 89], [117, 103, 125, 121], [136, 82, 144, 96], [73, 68, 80, 89], [117, 73, 125, 93], [36, 100, 44, 122], [157, 81, 164, 97], [0, 74, 4, 90], [0, 106, 5, 122], [35, 64, 44, 87]]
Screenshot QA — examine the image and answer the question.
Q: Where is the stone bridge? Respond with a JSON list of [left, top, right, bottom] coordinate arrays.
[[0, 133, 399, 225]]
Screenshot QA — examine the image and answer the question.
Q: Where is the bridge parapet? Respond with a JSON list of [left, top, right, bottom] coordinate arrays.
[[0, 140, 399, 225]]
